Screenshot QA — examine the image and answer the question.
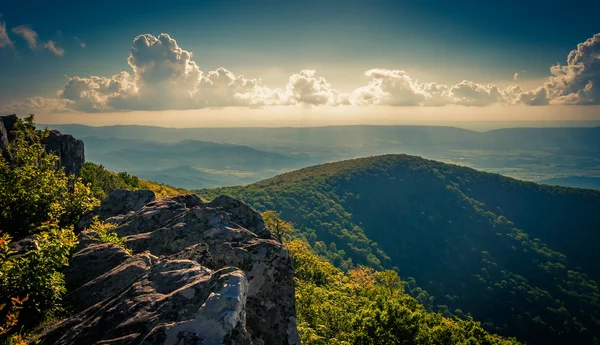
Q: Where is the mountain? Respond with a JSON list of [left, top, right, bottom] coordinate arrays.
[[539, 176, 600, 190], [82, 136, 309, 171], [44, 124, 600, 187], [44, 124, 600, 151], [199, 154, 600, 345], [79, 136, 317, 188]]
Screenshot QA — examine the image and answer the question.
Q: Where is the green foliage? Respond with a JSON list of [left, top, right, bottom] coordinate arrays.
[[262, 210, 295, 243], [200, 154, 600, 345], [0, 116, 94, 341], [0, 116, 98, 238], [87, 217, 129, 252], [80, 162, 141, 200], [288, 239, 519, 345], [80, 161, 187, 200], [0, 229, 77, 331]]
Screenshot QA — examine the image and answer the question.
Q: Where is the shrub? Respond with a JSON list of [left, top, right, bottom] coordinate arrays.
[[0, 115, 98, 239]]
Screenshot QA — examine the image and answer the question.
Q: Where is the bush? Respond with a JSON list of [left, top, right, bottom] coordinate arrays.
[[0, 115, 96, 341], [0, 116, 98, 239], [80, 162, 141, 200], [87, 217, 129, 253]]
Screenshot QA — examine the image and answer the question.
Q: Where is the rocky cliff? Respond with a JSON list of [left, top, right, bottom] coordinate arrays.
[[40, 189, 300, 345], [0, 114, 84, 175]]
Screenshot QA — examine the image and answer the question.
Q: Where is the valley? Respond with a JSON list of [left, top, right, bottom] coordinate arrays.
[[46, 124, 600, 190]]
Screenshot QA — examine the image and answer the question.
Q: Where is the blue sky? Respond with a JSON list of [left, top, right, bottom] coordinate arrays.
[[1, 0, 599, 125]]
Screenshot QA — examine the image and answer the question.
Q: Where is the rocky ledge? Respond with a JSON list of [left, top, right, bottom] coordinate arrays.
[[0, 114, 85, 175], [40, 190, 300, 345]]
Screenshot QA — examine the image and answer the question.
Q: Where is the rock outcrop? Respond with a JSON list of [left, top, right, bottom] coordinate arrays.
[[41, 190, 300, 345], [0, 114, 17, 158], [42, 129, 85, 176], [0, 114, 85, 175]]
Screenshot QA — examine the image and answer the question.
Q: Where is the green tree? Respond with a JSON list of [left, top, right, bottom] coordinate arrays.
[[0, 115, 97, 341], [262, 210, 294, 243], [376, 270, 403, 296], [0, 115, 98, 238]]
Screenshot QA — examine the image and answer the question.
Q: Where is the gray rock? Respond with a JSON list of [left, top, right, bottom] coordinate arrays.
[[207, 195, 271, 239], [42, 129, 85, 176], [41, 191, 299, 345], [0, 114, 18, 159], [0, 115, 84, 175], [77, 189, 157, 230]]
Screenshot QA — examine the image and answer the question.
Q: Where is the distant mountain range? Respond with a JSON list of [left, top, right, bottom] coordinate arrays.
[[539, 176, 600, 190], [44, 124, 600, 189], [199, 154, 600, 345], [43, 124, 600, 151], [79, 136, 320, 188]]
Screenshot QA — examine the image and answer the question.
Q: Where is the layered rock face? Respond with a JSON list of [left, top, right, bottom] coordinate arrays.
[[42, 129, 85, 176], [0, 114, 84, 175], [41, 190, 300, 345]]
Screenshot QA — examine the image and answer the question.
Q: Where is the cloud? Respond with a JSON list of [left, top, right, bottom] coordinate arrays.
[[53, 34, 283, 111], [513, 72, 519, 81], [352, 69, 426, 106], [47, 33, 347, 111], [4, 31, 600, 113], [351, 70, 512, 107], [0, 19, 13, 49], [0, 96, 72, 115], [44, 40, 64, 56], [542, 33, 600, 105], [12, 25, 38, 49], [285, 70, 348, 106]]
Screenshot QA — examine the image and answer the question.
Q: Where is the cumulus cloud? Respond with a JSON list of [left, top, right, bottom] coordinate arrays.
[[3, 31, 600, 113], [351, 70, 513, 107], [12, 25, 38, 49], [542, 33, 600, 105], [285, 70, 348, 106], [44, 33, 348, 111], [44, 40, 64, 56], [51, 34, 283, 111], [352, 69, 427, 106], [0, 19, 13, 49]]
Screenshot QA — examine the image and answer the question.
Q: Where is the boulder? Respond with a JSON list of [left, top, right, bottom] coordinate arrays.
[[41, 191, 300, 345]]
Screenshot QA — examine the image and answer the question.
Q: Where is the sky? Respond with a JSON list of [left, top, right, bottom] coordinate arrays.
[[0, 0, 599, 127]]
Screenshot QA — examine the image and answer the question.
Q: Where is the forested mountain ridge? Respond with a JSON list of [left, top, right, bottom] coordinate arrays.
[[1, 116, 520, 345], [200, 154, 600, 345]]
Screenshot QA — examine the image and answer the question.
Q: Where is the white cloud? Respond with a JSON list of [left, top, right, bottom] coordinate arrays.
[[44, 40, 64, 56], [352, 69, 427, 106], [513, 72, 519, 81], [0, 96, 72, 115], [284, 70, 348, 106], [543, 33, 600, 105], [3, 31, 600, 114], [449, 81, 504, 106], [58, 72, 137, 112], [12, 25, 38, 49], [196, 67, 267, 107], [351, 70, 512, 107], [46, 33, 346, 111], [0, 19, 13, 49]]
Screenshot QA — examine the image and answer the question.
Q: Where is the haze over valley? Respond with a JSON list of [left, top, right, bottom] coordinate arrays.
[[45, 123, 600, 190]]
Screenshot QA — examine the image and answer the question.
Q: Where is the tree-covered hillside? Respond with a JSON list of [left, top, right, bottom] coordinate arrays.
[[199, 154, 600, 345]]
